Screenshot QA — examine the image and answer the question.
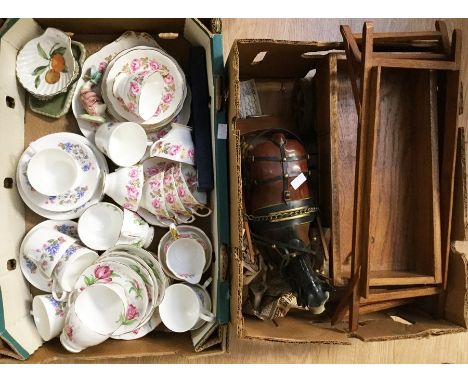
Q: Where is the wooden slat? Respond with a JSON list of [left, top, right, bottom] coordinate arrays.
[[435, 20, 451, 57], [372, 52, 447, 60], [361, 286, 441, 304], [373, 57, 457, 70], [440, 70, 463, 291], [361, 66, 381, 298], [349, 21, 374, 332], [343, 298, 417, 319], [354, 30, 442, 43], [369, 272, 436, 287]]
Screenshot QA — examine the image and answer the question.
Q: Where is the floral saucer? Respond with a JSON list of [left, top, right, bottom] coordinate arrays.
[[72, 31, 160, 140], [111, 308, 161, 340], [103, 244, 167, 306], [18, 133, 101, 213], [16, 28, 78, 99], [19, 219, 78, 292], [104, 47, 186, 128], [74, 260, 149, 335], [97, 255, 156, 325], [16, 133, 108, 220]]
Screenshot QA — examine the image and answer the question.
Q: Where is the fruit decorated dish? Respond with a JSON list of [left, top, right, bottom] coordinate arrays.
[[16, 27, 78, 99]]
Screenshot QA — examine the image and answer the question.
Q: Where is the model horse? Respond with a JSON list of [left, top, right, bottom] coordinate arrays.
[[242, 129, 331, 311]]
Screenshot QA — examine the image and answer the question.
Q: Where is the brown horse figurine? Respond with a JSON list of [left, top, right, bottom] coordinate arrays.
[[242, 129, 331, 310]]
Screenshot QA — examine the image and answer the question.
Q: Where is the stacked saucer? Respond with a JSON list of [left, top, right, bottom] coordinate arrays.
[[16, 133, 108, 220], [60, 245, 167, 352], [101, 46, 187, 131]]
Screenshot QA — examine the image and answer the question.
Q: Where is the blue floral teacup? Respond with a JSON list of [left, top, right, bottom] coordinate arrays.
[[23, 227, 77, 278]]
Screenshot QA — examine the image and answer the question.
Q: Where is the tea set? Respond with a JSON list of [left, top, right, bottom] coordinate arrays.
[[15, 28, 215, 352]]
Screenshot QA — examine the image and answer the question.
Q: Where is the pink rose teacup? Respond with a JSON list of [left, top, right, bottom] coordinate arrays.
[[112, 70, 164, 121], [139, 171, 174, 227], [163, 163, 195, 224], [150, 123, 195, 165]]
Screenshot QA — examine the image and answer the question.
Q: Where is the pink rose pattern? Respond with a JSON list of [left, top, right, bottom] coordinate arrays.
[[65, 325, 73, 340], [122, 167, 142, 211], [83, 265, 120, 286], [146, 173, 170, 218], [129, 81, 140, 96], [173, 166, 203, 209], [150, 141, 194, 164], [163, 166, 190, 216], [118, 57, 176, 119], [119, 304, 140, 326]]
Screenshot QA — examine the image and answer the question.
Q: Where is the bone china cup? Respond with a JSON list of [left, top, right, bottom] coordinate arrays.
[[31, 294, 67, 341], [159, 283, 215, 333], [112, 71, 164, 121], [78, 202, 124, 251], [60, 304, 109, 353], [74, 283, 127, 335], [51, 243, 99, 300], [95, 122, 149, 167], [27, 148, 80, 196], [150, 123, 195, 165], [23, 227, 77, 278]]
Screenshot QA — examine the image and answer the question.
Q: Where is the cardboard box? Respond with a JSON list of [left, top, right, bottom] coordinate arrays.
[[0, 18, 230, 362], [227, 38, 468, 343]]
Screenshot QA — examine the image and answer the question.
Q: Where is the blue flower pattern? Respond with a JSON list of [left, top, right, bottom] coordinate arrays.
[[58, 142, 94, 172], [55, 224, 78, 237]]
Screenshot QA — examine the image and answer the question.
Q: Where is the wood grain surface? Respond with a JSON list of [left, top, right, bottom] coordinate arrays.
[[15, 18, 468, 364]]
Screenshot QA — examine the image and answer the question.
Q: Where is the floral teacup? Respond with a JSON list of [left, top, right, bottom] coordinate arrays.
[[23, 227, 77, 278], [31, 294, 68, 341], [173, 163, 212, 217], [163, 163, 195, 224], [116, 208, 155, 249], [60, 304, 109, 353], [112, 69, 165, 121], [139, 171, 174, 225], [103, 165, 143, 211], [150, 123, 195, 165]]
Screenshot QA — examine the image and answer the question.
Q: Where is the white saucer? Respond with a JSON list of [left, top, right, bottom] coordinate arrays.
[[18, 134, 100, 212], [19, 219, 78, 292], [72, 31, 160, 140], [16, 133, 108, 220]]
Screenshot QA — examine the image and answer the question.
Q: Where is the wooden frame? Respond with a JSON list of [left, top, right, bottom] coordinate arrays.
[[336, 20, 462, 331]]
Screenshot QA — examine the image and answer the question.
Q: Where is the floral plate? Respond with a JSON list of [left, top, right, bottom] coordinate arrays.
[[97, 254, 156, 325], [72, 32, 160, 140], [103, 244, 167, 306], [17, 133, 105, 216], [74, 260, 149, 335], [104, 48, 186, 128], [19, 219, 78, 292]]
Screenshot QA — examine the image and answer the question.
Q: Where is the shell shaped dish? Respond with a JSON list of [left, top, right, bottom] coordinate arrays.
[[16, 28, 77, 99]]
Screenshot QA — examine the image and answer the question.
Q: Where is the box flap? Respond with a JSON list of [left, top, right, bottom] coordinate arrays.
[[445, 241, 468, 327], [243, 314, 350, 344], [353, 311, 465, 342], [0, 18, 45, 361]]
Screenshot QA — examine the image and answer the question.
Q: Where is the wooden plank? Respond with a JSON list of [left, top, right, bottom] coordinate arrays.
[[343, 298, 417, 319], [349, 21, 374, 332], [354, 30, 442, 43], [373, 57, 456, 70], [362, 286, 441, 303], [369, 272, 436, 287], [361, 66, 381, 298], [373, 52, 447, 60], [435, 20, 451, 57], [440, 70, 463, 291]]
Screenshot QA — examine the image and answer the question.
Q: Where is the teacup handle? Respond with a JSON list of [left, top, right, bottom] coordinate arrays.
[[202, 277, 213, 289], [175, 213, 196, 224], [199, 307, 215, 323], [190, 206, 212, 217], [169, 223, 180, 240], [52, 279, 69, 302]]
